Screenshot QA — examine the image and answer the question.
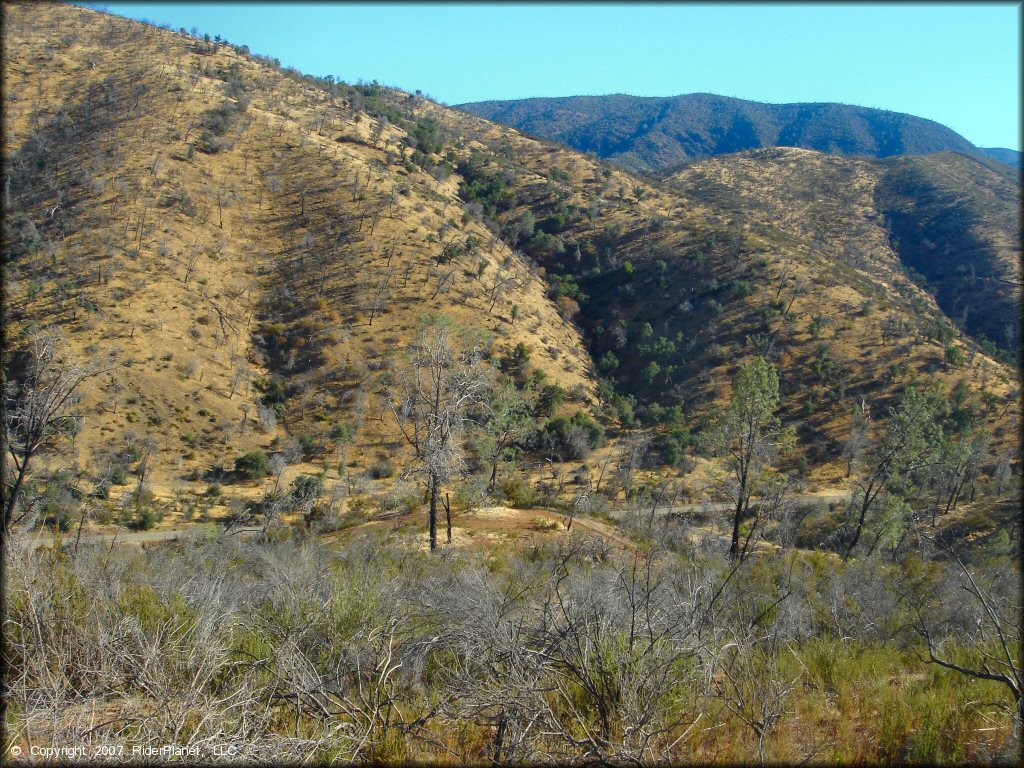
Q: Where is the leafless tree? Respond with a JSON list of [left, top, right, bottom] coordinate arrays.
[[614, 432, 650, 498], [256, 404, 278, 433], [384, 321, 487, 550], [182, 239, 201, 286], [367, 267, 394, 326], [710, 632, 796, 764], [908, 536, 1022, 735], [842, 402, 870, 477], [487, 269, 518, 315], [3, 332, 111, 536]]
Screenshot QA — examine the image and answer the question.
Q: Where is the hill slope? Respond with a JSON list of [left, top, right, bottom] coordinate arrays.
[[2, 4, 1019, 525], [980, 147, 1022, 169], [2, 3, 595, 516], [408, 109, 1020, 462], [459, 93, 985, 173], [662, 148, 1022, 358]]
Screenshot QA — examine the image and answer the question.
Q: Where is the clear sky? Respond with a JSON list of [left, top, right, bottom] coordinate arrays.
[[86, 2, 1021, 150]]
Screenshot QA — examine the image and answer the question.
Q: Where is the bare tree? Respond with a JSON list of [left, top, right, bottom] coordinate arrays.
[[842, 400, 870, 477], [367, 267, 394, 326], [384, 321, 487, 551], [908, 536, 1022, 734], [710, 633, 796, 764], [3, 332, 110, 536], [613, 432, 650, 499], [487, 269, 518, 314]]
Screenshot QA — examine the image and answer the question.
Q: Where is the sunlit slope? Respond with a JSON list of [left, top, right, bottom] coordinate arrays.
[[2, 3, 1018, 507], [2, 3, 596, 498], [663, 148, 1021, 357]]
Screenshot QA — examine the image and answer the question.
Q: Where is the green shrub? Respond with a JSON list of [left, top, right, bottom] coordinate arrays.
[[944, 344, 964, 368], [368, 460, 395, 479], [536, 384, 566, 418], [542, 410, 605, 461], [291, 474, 324, 502], [135, 508, 157, 531], [501, 476, 535, 508], [653, 425, 693, 466], [330, 423, 351, 444], [259, 379, 287, 407], [298, 432, 316, 457], [234, 451, 270, 480]]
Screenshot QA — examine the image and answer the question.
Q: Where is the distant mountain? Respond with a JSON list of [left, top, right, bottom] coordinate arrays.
[[980, 147, 1021, 169], [458, 93, 987, 173]]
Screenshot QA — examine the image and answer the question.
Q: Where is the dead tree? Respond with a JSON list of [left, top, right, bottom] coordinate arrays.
[[3, 332, 111, 535], [384, 321, 487, 551], [910, 536, 1022, 733]]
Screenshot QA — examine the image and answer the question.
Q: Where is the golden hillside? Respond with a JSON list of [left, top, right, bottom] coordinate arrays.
[[405, 113, 1019, 466], [665, 147, 1021, 358], [2, 3, 1019, 526], [2, 3, 596, 517]]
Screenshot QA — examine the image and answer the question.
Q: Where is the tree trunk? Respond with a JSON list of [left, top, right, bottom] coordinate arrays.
[[445, 492, 452, 544], [3, 456, 30, 536], [428, 472, 439, 551], [844, 483, 877, 560], [729, 496, 743, 560], [492, 711, 507, 766]]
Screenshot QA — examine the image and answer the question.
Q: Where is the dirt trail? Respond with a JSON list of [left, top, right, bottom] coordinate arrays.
[[18, 494, 851, 553]]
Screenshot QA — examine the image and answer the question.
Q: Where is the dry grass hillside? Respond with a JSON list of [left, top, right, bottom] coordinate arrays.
[[2, 3, 1019, 530], [4, 9, 1022, 765], [664, 148, 1021, 360], [2, 3, 595, 522]]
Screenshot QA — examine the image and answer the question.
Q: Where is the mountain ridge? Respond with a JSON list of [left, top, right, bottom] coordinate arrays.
[[458, 92, 1003, 173]]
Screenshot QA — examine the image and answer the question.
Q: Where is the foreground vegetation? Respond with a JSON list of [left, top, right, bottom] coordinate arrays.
[[3, 519, 1020, 764]]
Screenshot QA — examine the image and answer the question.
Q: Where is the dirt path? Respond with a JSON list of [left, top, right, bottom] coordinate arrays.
[[18, 494, 851, 552]]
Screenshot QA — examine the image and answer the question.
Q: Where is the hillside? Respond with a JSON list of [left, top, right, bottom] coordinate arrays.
[[981, 146, 1022, 168], [663, 148, 1022, 359], [458, 93, 986, 173], [2, 3, 595, 522], [2, 3, 1019, 528], [407, 110, 1019, 458]]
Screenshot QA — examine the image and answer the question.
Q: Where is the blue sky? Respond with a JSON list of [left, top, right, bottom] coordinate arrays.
[[87, 2, 1021, 150]]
